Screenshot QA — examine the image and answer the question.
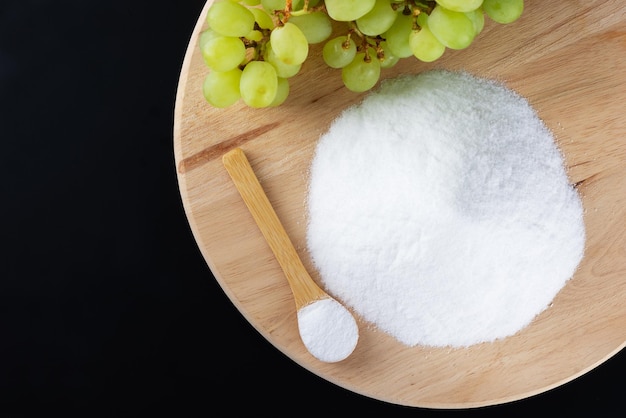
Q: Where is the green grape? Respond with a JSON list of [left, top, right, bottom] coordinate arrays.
[[250, 7, 275, 30], [322, 36, 357, 69], [377, 41, 400, 69], [409, 12, 446, 62], [383, 12, 414, 58], [435, 0, 483, 13], [199, 28, 219, 51], [465, 8, 485, 35], [245, 29, 264, 42], [356, 0, 398, 36], [428, 5, 476, 50], [240, 61, 278, 108], [202, 68, 242, 108], [482, 0, 524, 24], [270, 77, 290, 106], [201, 36, 246, 72], [341, 49, 381, 93], [264, 41, 302, 78], [409, 26, 446, 62], [270, 22, 309, 65], [325, 0, 376, 22], [416, 10, 429, 28], [289, 11, 332, 44], [200, 0, 522, 108], [207, 1, 255, 37]]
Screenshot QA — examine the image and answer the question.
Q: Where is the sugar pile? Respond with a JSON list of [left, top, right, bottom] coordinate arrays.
[[306, 70, 585, 348]]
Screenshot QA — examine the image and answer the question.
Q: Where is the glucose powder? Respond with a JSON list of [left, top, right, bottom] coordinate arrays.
[[297, 297, 359, 362], [306, 70, 586, 348]]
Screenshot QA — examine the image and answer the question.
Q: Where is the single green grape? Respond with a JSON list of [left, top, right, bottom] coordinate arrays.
[[199, 29, 219, 51], [416, 10, 429, 29], [250, 7, 275, 30], [201, 36, 246, 72], [270, 22, 309, 65], [409, 27, 446, 62], [202, 68, 242, 108], [324, 0, 376, 22], [465, 8, 485, 35], [409, 12, 446, 62], [322, 36, 357, 69], [482, 0, 524, 24], [435, 0, 484, 13], [383, 12, 414, 58], [264, 41, 302, 78], [428, 5, 476, 50], [245, 30, 264, 42], [356, 0, 398, 37], [289, 11, 332, 44], [207, 1, 255, 37], [342, 49, 381, 93], [240, 61, 278, 108]]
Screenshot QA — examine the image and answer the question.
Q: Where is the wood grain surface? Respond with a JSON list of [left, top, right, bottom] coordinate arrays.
[[173, 0, 626, 408]]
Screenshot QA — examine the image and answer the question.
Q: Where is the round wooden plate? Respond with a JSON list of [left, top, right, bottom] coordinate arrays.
[[173, 0, 626, 408]]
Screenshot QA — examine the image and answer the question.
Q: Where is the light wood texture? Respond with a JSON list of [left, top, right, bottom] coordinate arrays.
[[222, 147, 330, 311], [174, 0, 626, 408]]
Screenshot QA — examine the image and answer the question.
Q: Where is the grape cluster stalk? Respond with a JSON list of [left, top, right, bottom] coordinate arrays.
[[200, 0, 524, 108]]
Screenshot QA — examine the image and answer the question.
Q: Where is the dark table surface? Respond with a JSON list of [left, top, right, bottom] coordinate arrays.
[[1, 1, 624, 416]]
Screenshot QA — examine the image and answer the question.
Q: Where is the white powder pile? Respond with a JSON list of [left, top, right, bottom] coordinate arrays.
[[297, 297, 359, 362], [306, 70, 585, 348]]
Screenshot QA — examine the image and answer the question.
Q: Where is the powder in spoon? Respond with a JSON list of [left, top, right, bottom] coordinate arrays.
[[297, 298, 359, 362], [306, 70, 585, 348]]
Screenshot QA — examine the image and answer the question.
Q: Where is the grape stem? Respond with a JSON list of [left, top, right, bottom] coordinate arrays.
[[342, 33, 353, 50], [346, 22, 384, 63], [283, 0, 292, 20]]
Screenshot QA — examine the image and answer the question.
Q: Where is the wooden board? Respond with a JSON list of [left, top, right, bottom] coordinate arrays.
[[173, 0, 626, 408]]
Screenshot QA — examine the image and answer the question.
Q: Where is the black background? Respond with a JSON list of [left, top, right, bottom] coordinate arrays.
[[1, 1, 624, 416]]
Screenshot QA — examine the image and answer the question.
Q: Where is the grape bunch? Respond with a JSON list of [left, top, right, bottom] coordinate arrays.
[[200, 0, 524, 108]]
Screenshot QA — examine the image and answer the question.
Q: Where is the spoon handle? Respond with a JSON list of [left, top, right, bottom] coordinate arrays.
[[222, 148, 327, 310]]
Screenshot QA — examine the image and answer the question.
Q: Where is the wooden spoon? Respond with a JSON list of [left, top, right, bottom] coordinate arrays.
[[222, 147, 358, 362]]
